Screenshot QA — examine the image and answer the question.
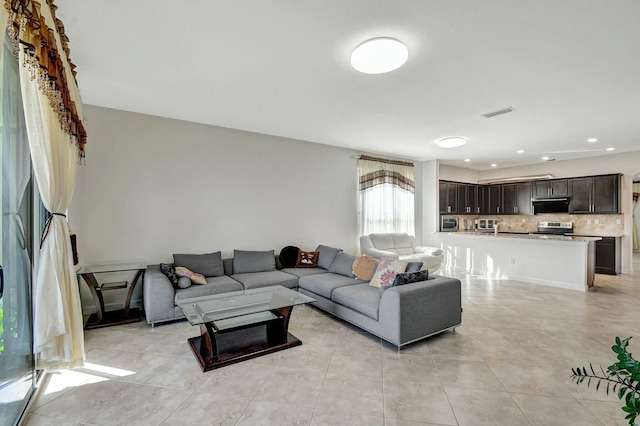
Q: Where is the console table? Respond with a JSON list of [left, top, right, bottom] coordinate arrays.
[[77, 261, 146, 329]]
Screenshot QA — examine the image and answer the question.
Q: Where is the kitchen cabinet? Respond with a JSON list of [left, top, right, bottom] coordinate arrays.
[[439, 181, 458, 214], [456, 183, 480, 214], [487, 185, 502, 214], [501, 183, 533, 214], [534, 179, 568, 198], [594, 237, 621, 275], [570, 174, 619, 214]]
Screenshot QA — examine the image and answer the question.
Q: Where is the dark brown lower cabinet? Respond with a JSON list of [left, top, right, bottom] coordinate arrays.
[[595, 237, 621, 275]]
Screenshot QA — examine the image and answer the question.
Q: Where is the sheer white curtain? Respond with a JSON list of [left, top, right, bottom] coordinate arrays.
[[358, 156, 415, 236], [3, 0, 87, 371]]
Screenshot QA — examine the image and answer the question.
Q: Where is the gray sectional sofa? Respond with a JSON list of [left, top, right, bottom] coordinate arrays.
[[143, 245, 462, 349]]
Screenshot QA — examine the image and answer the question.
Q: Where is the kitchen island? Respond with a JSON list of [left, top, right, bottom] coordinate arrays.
[[435, 231, 601, 292]]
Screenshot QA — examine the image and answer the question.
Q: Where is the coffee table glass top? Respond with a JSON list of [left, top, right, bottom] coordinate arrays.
[[177, 285, 315, 326]]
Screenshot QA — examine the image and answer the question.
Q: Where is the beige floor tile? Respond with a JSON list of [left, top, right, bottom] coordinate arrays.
[[382, 353, 440, 385], [197, 361, 273, 398], [583, 399, 631, 426], [511, 393, 604, 425], [253, 366, 324, 408], [383, 381, 457, 425], [82, 347, 178, 383], [490, 364, 572, 396], [32, 380, 132, 423], [22, 414, 83, 426], [316, 377, 384, 416], [424, 332, 483, 361], [161, 393, 251, 425], [434, 358, 505, 391], [310, 409, 384, 425], [88, 384, 192, 426], [324, 351, 383, 382], [143, 356, 210, 390], [236, 400, 314, 426], [444, 386, 530, 426]]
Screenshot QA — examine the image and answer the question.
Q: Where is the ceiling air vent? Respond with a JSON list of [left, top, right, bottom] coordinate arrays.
[[482, 107, 516, 118]]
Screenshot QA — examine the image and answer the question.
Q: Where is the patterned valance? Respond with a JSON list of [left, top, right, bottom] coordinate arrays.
[[358, 155, 415, 193], [3, 0, 86, 159]]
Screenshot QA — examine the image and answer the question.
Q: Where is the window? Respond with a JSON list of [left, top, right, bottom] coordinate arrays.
[[357, 156, 415, 236]]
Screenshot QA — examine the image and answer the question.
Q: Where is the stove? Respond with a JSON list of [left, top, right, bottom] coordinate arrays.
[[530, 221, 573, 235]]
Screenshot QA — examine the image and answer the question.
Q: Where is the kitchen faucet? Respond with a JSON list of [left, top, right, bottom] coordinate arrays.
[[494, 222, 500, 236]]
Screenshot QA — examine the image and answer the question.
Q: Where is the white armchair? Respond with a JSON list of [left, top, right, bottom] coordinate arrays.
[[359, 233, 444, 273]]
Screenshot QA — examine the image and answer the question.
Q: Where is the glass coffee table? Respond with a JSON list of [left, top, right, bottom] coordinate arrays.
[[177, 285, 315, 371]]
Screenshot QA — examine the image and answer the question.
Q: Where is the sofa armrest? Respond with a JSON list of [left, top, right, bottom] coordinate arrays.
[[143, 265, 178, 324], [362, 247, 400, 260], [378, 275, 461, 345], [414, 245, 443, 256]]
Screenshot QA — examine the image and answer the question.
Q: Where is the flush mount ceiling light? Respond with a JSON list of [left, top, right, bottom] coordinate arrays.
[[464, 158, 471, 162], [587, 138, 598, 143], [516, 149, 525, 154], [490, 163, 497, 168], [436, 136, 467, 148], [351, 37, 408, 74], [606, 147, 615, 151]]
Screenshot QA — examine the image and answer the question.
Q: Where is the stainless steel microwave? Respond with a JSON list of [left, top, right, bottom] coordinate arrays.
[[441, 217, 459, 231]]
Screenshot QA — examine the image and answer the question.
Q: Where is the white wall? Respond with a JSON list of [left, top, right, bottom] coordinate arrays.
[[71, 106, 369, 264], [70, 106, 430, 312]]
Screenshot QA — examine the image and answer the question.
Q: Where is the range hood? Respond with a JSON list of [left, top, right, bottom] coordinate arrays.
[[532, 198, 570, 214]]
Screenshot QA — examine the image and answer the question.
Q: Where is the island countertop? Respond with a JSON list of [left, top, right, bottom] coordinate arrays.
[[437, 231, 602, 242]]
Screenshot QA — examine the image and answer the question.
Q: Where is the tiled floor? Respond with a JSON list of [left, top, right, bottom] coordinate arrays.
[[25, 264, 639, 425]]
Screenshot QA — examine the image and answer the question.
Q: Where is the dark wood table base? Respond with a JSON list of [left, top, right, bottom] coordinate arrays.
[[186, 305, 302, 372], [84, 307, 141, 330]]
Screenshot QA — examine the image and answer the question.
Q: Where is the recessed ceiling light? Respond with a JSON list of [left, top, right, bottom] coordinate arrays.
[[464, 158, 471, 162], [436, 137, 467, 148], [351, 38, 408, 74], [516, 149, 525, 154], [490, 163, 497, 168], [587, 138, 598, 143], [542, 156, 550, 161], [606, 147, 615, 151]]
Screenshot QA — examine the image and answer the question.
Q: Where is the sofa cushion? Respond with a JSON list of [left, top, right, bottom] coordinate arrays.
[[231, 270, 298, 290], [174, 275, 243, 304], [175, 266, 207, 285], [332, 283, 381, 320], [369, 259, 408, 288], [159, 263, 179, 288], [280, 267, 329, 278], [298, 273, 365, 299], [368, 234, 396, 251], [173, 252, 224, 277], [353, 255, 378, 280], [393, 270, 429, 287], [315, 245, 343, 270], [405, 262, 424, 272], [296, 250, 319, 268], [233, 250, 276, 274], [391, 233, 414, 249], [177, 276, 192, 289], [279, 246, 300, 268], [329, 252, 357, 277]]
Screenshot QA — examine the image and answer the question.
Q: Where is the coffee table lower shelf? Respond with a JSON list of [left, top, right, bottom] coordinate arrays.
[[187, 330, 301, 371]]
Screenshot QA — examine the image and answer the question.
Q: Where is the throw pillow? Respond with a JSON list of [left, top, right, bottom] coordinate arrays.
[[279, 246, 300, 268], [295, 250, 319, 268], [393, 270, 429, 287], [233, 250, 276, 274], [177, 276, 192, 289], [175, 266, 207, 285], [369, 259, 408, 288], [352, 255, 378, 280], [315, 245, 343, 270], [405, 262, 424, 273], [159, 263, 179, 288], [328, 252, 358, 277], [173, 252, 224, 277]]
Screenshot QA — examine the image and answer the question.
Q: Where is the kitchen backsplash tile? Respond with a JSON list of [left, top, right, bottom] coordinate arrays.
[[448, 214, 624, 236]]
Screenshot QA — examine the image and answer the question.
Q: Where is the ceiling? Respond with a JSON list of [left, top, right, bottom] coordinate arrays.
[[56, 0, 640, 170]]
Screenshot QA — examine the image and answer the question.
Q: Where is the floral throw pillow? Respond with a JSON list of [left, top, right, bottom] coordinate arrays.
[[369, 259, 408, 288], [175, 266, 207, 285], [295, 250, 319, 268]]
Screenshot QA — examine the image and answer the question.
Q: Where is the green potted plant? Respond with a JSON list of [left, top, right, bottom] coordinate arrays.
[[571, 337, 639, 425]]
